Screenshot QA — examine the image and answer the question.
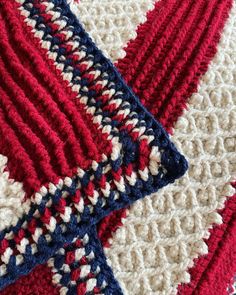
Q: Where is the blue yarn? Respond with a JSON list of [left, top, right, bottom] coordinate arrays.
[[52, 227, 123, 294], [0, 0, 188, 291]]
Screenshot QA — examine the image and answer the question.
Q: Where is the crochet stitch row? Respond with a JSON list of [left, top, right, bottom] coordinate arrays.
[[0, 0, 187, 290], [97, 0, 234, 246], [48, 227, 123, 295]]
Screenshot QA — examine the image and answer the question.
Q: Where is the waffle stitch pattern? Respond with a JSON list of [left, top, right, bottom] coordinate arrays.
[[72, 0, 235, 293], [0, 0, 187, 290], [104, 3, 236, 294], [75, 0, 234, 248], [72, 0, 155, 61]]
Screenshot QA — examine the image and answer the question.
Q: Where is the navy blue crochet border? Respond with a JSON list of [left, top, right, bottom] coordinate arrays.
[[51, 226, 123, 295]]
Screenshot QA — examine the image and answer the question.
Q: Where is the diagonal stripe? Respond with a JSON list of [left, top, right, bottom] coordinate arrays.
[[105, 2, 236, 294]]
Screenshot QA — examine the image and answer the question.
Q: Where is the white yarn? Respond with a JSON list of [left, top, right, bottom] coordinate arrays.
[[228, 278, 236, 295], [75, 0, 156, 61], [0, 155, 27, 231], [0, 1, 154, 231], [103, 3, 236, 294]]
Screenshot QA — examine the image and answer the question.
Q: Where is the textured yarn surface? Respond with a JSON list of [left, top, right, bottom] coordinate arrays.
[[75, 0, 155, 61], [47, 228, 123, 295], [228, 275, 236, 295], [93, 0, 234, 246], [75, 1, 236, 293], [178, 188, 236, 295], [0, 0, 235, 294], [2, 226, 123, 295], [1, 264, 59, 295], [0, 155, 27, 231], [105, 3, 236, 294], [0, 0, 187, 291]]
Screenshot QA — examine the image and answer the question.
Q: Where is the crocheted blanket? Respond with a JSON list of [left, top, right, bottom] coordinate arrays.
[[0, 0, 235, 294]]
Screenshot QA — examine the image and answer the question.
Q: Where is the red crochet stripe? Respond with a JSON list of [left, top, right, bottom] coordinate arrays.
[[178, 184, 236, 295], [116, 0, 232, 133], [98, 0, 233, 246], [0, 1, 112, 197]]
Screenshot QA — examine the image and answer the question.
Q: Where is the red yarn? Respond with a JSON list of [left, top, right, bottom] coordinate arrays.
[[98, 0, 233, 248], [116, 0, 231, 132], [0, 1, 112, 197], [178, 184, 236, 295], [98, 0, 236, 292], [0, 265, 59, 295], [1, 0, 234, 293], [97, 209, 127, 248]]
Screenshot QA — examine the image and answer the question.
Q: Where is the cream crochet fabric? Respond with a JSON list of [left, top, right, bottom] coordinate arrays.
[[73, 1, 236, 294], [0, 156, 28, 231], [105, 4, 236, 295], [75, 0, 155, 60]]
